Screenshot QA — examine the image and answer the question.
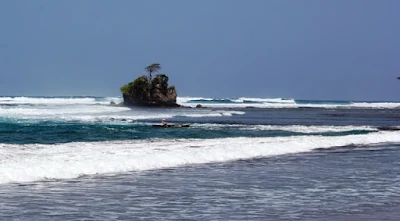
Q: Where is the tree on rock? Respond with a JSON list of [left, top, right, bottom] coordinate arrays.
[[145, 63, 161, 82]]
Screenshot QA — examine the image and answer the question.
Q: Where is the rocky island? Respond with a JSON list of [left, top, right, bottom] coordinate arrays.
[[120, 63, 180, 107]]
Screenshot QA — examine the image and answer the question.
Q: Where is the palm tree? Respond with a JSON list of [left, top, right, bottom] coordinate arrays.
[[145, 63, 161, 82]]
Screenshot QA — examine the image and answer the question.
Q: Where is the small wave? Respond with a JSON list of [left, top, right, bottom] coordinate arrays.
[[187, 99, 235, 104], [350, 102, 400, 109], [178, 97, 296, 108], [377, 126, 400, 131], [235, 97, 295, 104], [314, 143, 400, 153], [192, 123, 377, 134], [295, 100, 351, 105], [0, 104, 19, 107]]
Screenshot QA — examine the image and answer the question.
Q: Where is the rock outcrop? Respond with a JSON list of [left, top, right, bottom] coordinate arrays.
[[120, 73, 179, 107]]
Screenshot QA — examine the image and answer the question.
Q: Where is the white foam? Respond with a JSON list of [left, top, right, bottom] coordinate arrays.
[[176, 96, 400, 109], [177, 97, 295, 105], [194, 124, 376, 133], [176, 96, 211, 103], [177, 96, 297, 108], [234, 97, 295, 104], [0, 96, 123, 105], [0, 105, 131, 122], [350, 102, 400, 109], [0, 103, 245, 123], [1, 131, 399, 184], [178, 102, 294, 108]]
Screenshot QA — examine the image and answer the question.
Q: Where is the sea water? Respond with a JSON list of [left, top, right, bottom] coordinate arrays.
[[0, 96, 400, 220]]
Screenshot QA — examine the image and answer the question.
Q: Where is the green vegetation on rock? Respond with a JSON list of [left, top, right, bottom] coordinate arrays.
[[120, 75, 150, 100]]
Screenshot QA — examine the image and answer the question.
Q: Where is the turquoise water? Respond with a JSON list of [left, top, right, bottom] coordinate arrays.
[[0, 120, 376, 145], [1, 96, 400, 220]]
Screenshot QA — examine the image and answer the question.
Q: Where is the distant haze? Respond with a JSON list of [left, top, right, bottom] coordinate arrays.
[[0, 0, 399, 101]]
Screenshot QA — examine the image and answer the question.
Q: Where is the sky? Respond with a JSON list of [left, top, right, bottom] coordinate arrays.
[[0, 0, 399, 101]]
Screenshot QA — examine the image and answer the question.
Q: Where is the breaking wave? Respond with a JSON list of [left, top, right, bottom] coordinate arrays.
[[1, 130, 399, 184]]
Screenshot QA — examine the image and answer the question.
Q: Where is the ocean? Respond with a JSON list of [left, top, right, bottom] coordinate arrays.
[[1, 96, 400, 220]]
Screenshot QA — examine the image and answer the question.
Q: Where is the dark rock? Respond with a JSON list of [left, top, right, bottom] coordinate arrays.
[[109, 101, 117, 106], [196, 104, 203, 108]]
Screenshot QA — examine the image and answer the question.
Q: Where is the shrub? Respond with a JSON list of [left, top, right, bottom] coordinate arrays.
[[120, 75, 150, 100]]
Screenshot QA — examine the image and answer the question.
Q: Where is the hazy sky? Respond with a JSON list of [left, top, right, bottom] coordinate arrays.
[[0, 0, 399, 100]]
